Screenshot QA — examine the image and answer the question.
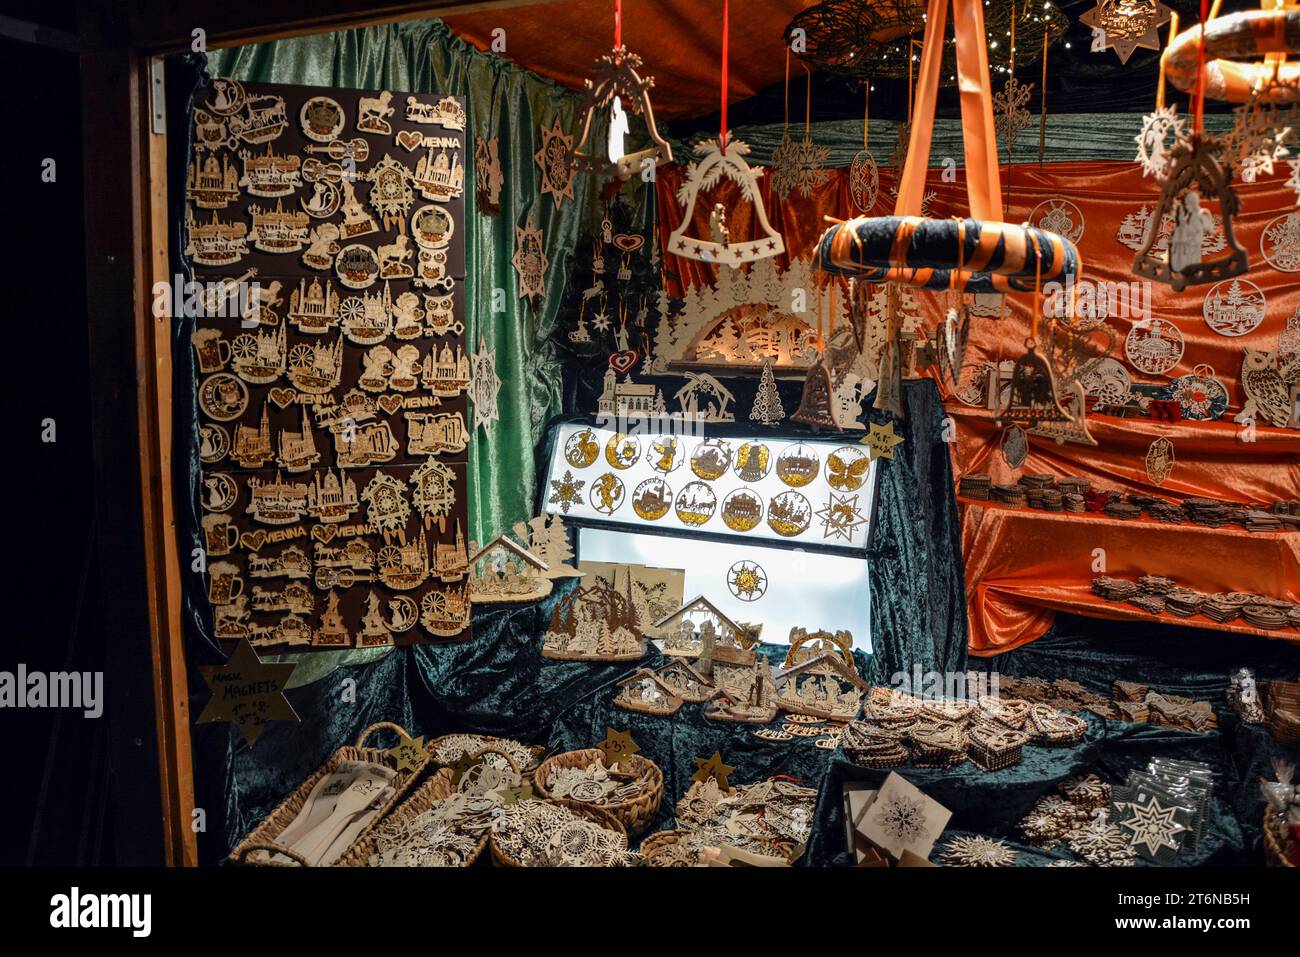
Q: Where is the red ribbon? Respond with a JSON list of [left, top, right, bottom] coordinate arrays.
[[1195, 0, 1208, 133], [614, 0, 622, 49], [720, 0, 729, 148]]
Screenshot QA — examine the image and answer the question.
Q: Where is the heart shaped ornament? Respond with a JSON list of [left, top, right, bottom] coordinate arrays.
[[269, 388, 297, 410], [239, 530, 267, 551], [612, 234, 644, 254], [395, 130, 423, 151], [609, 350, 638, 375], [377, 395, 404, 416], [311, 524, 338, 544]]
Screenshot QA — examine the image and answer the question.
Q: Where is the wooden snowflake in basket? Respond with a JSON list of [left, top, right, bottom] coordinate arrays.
[[941, 834, 1018, 867], [771, 131, 831, 201]]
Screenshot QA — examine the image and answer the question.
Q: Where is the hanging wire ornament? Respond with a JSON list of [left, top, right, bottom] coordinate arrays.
[[993, 75, 1034, 166], [849, 86, 879, 213], [997, 242, 1069, 429], [784, 0, 1066, 84]]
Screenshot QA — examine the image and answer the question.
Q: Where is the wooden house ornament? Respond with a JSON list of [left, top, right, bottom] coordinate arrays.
[[613, 669, 684, 717], [468, 535, 553, 604], [541, 573, 645, 662], [703, 652, 778, 725], [655, 595, 745, 659]]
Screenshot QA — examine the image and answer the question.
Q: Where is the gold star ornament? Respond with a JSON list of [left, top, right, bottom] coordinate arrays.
[[1079, 0, 1173, 66], [861, 420, 904, 462], [597, 727, 641, 769], [196, 639, 298, 748], [388, 732, 427, 772], [693, 751, 736, 790]]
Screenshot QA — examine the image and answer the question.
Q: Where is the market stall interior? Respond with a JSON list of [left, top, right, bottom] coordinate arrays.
[[136, 0, 1300, 866]]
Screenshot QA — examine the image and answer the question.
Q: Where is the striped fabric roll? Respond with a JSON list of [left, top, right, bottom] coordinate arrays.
[[816, 215, 1080, 293]]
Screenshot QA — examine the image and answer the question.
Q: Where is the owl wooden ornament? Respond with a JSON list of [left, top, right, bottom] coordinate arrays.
[[1240, 348, 1298, 429]]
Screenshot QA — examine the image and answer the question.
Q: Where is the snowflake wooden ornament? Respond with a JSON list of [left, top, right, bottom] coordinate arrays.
[[771, 131, 831, 201], [941, 835, 1018, 867], [512, 214, 548, 302], [1134, 105, 1187, 179], [468, 336, 501, 433], [669, 135, 784, 268], [535, 116, 575, 205], [993, 76, 1034, 163]]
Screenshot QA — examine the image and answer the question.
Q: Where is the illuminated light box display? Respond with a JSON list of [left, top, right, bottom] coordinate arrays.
[[542, 422, 876, 650]]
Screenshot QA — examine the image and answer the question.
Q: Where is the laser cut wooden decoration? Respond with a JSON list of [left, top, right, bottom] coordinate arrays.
[[669, 136, 785, 268], [188, 81, 470, 651], [1133, 134, 1248, 292], [512, 214, 548, 303], [535, 116, 575, 205], [571, 45, 673, 180]]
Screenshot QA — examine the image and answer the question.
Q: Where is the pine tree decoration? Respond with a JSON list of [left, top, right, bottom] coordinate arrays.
[[750, 358, 785, 425]]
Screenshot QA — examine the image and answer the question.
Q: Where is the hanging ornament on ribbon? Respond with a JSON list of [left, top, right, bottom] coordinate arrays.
[[815, 0, 1080, 293], [1079, 0, 1174, 65], [669, 0, 785, 268], [850, 84, 879, 212], [772, 58, 831, 201], [997, 239, 1070, 428], [570, 0, 673, 180]]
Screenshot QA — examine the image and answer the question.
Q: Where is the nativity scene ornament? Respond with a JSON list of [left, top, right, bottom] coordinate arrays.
[[1079, 0, 1173, 65], [669, 135, 785, 267]]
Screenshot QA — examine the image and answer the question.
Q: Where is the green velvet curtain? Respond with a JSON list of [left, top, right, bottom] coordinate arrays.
[[210, 19, 601, 547]]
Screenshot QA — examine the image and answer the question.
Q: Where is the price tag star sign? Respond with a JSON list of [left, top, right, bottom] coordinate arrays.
[[388, 733, 426, 772], [861, 420, 904, 462], [597, 727, 640, 769], [693, 751, 735, 790], [196, 639, 298, 748]]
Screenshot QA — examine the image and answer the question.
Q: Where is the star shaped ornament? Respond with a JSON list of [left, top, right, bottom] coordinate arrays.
[[468, 336, 501, 433], [496, 782, 536, 807], [1079, 0, 1173, 65], [197, 639, 298, 748], [861, 420, 904, 462], [534, 115, 575, 205], [597, 727, 641, 769], [388, 732, 427, 772], [1116, 797, 1188, 859], [693, 751, 736, 790]]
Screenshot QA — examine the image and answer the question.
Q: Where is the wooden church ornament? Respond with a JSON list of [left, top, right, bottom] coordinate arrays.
[[1132, 134, 1248, 292], [570, 43, 673, 180], [669, 135, 785, 268]]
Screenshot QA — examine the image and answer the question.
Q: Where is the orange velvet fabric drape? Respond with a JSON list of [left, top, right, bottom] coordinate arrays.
[[656, 157, 1300, 654]]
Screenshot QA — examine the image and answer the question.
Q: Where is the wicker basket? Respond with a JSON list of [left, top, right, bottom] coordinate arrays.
[[426, 733, 546, 782], [638, 829, 696, 866], [1264, 806, 1296, 867], [228, 721, 428, 867], [534, 748, 664, 836], [489, 799, 627, 867], [335, 767, 489, 868]]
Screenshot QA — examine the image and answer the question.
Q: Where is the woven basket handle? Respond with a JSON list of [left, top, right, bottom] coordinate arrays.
[[470, 745, 522, 777], [355, 721, 412, 750], [231, 841, 310, 867]]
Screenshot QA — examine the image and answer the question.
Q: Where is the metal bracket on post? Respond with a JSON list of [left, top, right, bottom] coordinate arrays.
[[149, 57, 166, 135]]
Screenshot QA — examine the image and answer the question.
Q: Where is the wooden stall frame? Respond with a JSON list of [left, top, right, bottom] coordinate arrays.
[[77, 0, 534, 867]]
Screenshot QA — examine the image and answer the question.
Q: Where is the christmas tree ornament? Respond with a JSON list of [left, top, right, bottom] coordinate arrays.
[[1079, 0, 1173, 65], [570, 3, 672, 180], [750, 359, 786, 426]]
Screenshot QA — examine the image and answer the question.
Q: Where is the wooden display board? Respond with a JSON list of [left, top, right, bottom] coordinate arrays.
[[188, 79, 472, 648]]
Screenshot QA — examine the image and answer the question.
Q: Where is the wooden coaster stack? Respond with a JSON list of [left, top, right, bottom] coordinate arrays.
[[1164, 587, 1202, 617], [1103, 500, 1142, 520], [959, 473, 992, 500], [991, 484, 1027, 507], [1091, 576, 1138, 600], [1183, 497, 1231, 527]]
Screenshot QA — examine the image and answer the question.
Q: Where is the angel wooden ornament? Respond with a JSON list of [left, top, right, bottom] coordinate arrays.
[[1133, 134, 1248, 291], [669, 135, 785, 268]]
